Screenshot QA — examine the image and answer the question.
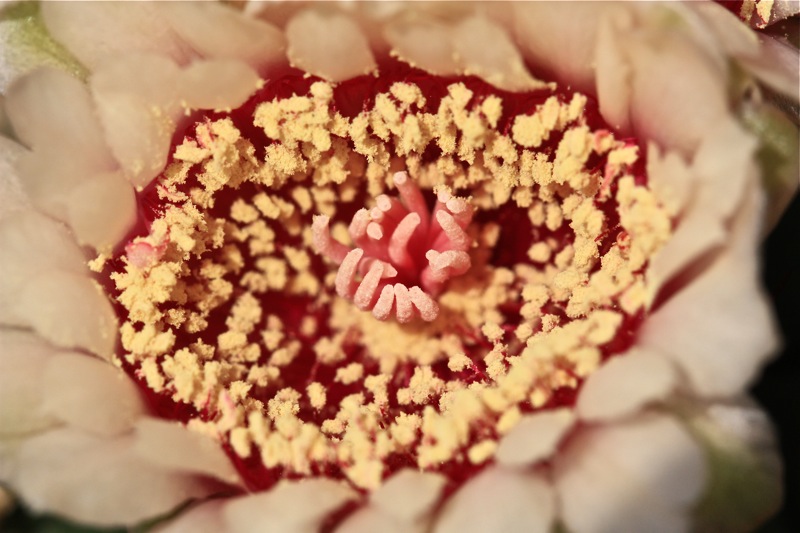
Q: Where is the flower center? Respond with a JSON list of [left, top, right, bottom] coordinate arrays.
[[313, 170, 474, 323], [98, 62, 671, 494]]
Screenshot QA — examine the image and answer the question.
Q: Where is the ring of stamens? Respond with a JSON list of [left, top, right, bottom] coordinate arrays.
[[100, 63, 672, 495], [313, 171, 474, 323]]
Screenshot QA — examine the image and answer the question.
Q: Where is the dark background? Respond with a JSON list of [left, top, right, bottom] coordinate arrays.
[[754, 192, 800, 533]]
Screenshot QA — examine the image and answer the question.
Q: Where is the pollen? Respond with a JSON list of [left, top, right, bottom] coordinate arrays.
[[99, 64, 672, 494]]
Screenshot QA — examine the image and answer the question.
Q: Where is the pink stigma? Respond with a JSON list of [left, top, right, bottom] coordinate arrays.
[[312, 171, 474, 323]]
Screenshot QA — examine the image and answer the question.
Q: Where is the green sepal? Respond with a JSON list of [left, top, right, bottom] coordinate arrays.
[[669, 397, 783, 533], [0, 1, 88, 89], [728, 61, 799, 231]]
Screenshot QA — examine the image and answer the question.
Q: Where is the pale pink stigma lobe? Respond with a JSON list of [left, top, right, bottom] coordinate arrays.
[[313, 171, 474, 323]]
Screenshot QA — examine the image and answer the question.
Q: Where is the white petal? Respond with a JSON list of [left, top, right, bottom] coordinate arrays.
[[12, 427, 210, 527], [496, 408, 575, 467], [0, 434, 26, 482], [41, 353, 146, 437], [645, 142, 695, 218], [555, 412, 707, 533], [336, 470, 445, 533], [640, 187, 779, 397], [384, 18, 459, 77], [595, 9, 633, 132], [741, 33, 800, 99], [179, 60, 261, 111], [451, 16, 546, 92], [690, 3, 760, 59], [12, 271, 117, 360], [691, 3, 798, 98], [0, 211, 86, 326], [336, 507, 405, 533], [286, 9, 377, 82], [133, 418, 241, 486], [692, 117, 758, 221], [6, 68, 116, 218], [576, 350, 678, 422], [627, 31, 728, 157], [41, 2, 193, 70], [371, 470, 446, 522], [163, 2, 286, 71], [6, 68, 111, 161], [0, 136, 29, 220], [90, 54, 183, 188], [224, 479, 356, 533], [154, 500, 228, 533], [512, 3, 612, 92], [66, 170, 137, 250], [434, 468, 554, 533], [0, 329, 59, 435], [646, 207, 726, 300]]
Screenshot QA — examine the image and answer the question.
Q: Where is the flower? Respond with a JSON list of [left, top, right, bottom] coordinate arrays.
[[0, 2, 798, 533]]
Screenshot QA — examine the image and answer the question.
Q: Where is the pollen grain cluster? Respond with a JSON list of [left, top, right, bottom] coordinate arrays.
[[102, 69, 672, 492]]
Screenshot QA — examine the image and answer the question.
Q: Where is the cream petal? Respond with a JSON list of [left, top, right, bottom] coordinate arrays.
[[384, 18, 459, 77], [41, 353, 146, 437], [133, 418, 241, 486], [286, 9, 377, 82], [451, 16, 546, 92], [40, 2, 193, 70], [595, 9, 633, 132], [627, 31, 728, 158], [371, 470, 446, 522], [0, 211, 86, 326], [154, 500, 228, 533], [6, 68, 116, 219], [646, 207, 726, 299], [223, 479, 356, 533], [692, 117, 757, 221], [576, 350, 678, 422], [512, 2, 611, 92], [179, 60, 261, 112], [433, 468, 554, 533], [12, 427, 209, 527], [336, 507, 405, 533], [690, 3, 760, 59], [0, 329, 59, 436], [162, 2, 286, 71], [336, 470, 445, 533], [0, 136, 29, 220], [741, 33, 800, 99], [640, 188, 779, 397], [6, 68, 110, 160], [495, 408, 575, 467], [66, 170, 137, 250], [90, 54, 183, 188], [12, 271, 117, 360], [554, 412, 707, 533], [691, 2, 798, 98], [645, 142, 695, 218], [0, 435, 26, 481], [645, 123, 752, 296], [657, 3, 732, 74]]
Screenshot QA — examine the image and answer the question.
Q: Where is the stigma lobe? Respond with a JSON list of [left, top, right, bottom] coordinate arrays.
[[312, 171, 474, 323]]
